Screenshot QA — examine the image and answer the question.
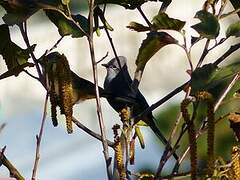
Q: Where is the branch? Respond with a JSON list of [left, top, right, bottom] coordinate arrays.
[[0, 147, 25, 180], [214, 42, 240, 66], [196, 39, 210, 68], [87, 2, 113, 179], [72, 117, 114, 148], [135, 82, 188, 120], [31, 93, 48, 180], [19, 22, 43, 84], [0, 123, 6, 134], [137, 7, 152, 27], [173, 73, 240, 173]]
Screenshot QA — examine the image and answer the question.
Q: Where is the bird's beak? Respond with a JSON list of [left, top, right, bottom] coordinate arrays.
[[102, 63, 108, 68]]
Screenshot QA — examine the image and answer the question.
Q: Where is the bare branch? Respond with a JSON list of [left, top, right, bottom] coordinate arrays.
[[72, 117, 114, 148], [0, 147, 25, 180], [87, 2, 113, 179], [31, 93, 48, 180]]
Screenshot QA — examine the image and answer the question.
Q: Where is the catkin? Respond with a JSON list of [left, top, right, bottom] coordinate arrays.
[[181, 98, 197, 180]]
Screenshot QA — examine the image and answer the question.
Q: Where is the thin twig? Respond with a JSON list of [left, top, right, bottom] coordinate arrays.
[[137, 7, 152, 27], [72, 117, 114, 148], [0, 123, 6, 134], [88, 1, 113, 179], [19, 22, 43, 83], [173, 73, 240, 172], [44, 36, 64, 56], [196, 39, 210, 68], [96, 52, 109, 64], [0, 147, 25, 180], [214, 73, 240, 111], [214, 42, 240, 66], [135, 82, 188, 121], [31, 93, 48, 180], [23, 70, 40, 81]]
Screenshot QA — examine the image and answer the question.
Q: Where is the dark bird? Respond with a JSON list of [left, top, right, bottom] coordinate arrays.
[[102, 56, 178, 160]]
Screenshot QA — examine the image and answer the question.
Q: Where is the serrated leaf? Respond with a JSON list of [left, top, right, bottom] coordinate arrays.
[[95, 0, 158, 9], [45, 10, 88, 38], [0, 24, 34, 76], [152, 12, 185, 31], [226, 21, 240, 37], [127, 22, 150, 32], [191, 10, 220, 39], [0, 0, 70, 25], [136, 32, 177, 70]]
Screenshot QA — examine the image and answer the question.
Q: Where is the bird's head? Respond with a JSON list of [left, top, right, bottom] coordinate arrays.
[[102, 56, 128, 87]]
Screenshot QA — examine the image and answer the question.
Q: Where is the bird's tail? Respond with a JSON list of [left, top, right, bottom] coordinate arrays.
[[148, 117, 179, 160]]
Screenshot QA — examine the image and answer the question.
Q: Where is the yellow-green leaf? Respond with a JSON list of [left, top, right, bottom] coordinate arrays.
[[226, 21, 240, 37], [152, 12, 185, 31], [136, 32, 177, 70]]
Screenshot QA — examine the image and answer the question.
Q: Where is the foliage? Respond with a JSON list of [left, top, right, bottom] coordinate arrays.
[[0, 0, 240, 179]]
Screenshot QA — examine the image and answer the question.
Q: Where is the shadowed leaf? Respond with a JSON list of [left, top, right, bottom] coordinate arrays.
[[136, 32, 177, 70], [0, 24, 35, 77], [127, 22, 150, 32], [190, 62, 240, 99], [226, 21, 240, 37], [152, 12, 185, 31], [191, 10, 220, 39], [0, 0, 70, 25]]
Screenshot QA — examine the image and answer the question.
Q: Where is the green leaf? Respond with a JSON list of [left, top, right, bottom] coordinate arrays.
[[0, 24, 34, 76], [226, 21, 240, 37], [152, 12, 185, 31], [136, 32, 177, 70], [95, 0, 158, 9], [45, 10, 88, 38], [190, 62, 240, 99], [127, 22, 150, 32], [0, 62, 34, 80], [135, 126, 145, 149], [0, 0, 70, 25], [191, 10, 220, 39]]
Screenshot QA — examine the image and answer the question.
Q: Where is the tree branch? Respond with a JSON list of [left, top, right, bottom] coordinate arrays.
[[31, 93, 48, 180], [0, 147, 25, 180], [87, 2, 113, 179], [72, 117, 114, 148]]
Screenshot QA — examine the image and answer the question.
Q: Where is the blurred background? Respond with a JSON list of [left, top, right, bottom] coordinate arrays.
[[0, 0, 239, 179]]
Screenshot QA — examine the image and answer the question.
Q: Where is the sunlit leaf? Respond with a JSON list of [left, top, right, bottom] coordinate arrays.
[[135, 126, 145, 149], [191, 10, 220, 39], [136, 32, 177, 70], [0, 24, 34, 77], [226, 21, 240, 37], [127, 22, 150, 32], [45, 10, 88, 38], [152, 12, 185, 31]]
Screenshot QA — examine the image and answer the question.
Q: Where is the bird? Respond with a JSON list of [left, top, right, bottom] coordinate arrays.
[[102, 56, 178, 160]]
